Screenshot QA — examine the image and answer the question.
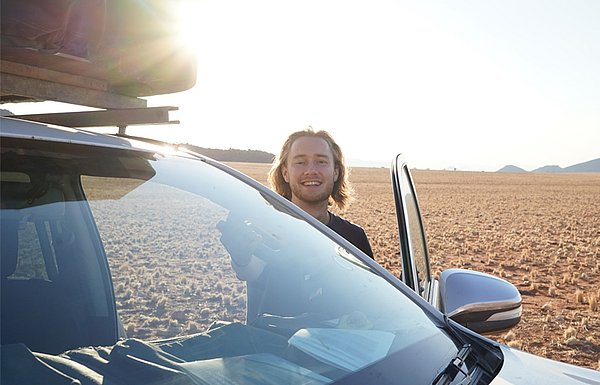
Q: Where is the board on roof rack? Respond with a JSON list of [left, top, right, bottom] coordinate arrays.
[[0, 0, 197, 110]]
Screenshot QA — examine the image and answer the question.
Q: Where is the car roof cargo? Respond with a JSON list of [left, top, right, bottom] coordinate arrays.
[[1, 0, 196, 130]]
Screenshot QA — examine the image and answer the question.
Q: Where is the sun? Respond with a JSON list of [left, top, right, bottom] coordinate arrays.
[[173, 0, 205, 51]]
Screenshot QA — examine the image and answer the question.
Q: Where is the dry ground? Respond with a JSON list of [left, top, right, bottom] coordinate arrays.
[[229, 162, 600, 371]]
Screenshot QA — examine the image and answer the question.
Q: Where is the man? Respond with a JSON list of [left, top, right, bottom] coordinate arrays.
[[268, 128, 373, 258], [220, 128, 373, 320]]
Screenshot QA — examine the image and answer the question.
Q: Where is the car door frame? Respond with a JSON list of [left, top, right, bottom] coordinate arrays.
[[391, 154, 439, 307]]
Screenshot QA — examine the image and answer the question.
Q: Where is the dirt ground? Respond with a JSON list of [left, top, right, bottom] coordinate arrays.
[[229, 162, 600, 371]]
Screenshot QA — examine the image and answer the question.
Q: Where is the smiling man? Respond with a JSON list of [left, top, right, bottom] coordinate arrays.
[[269, 128, 373, 258]]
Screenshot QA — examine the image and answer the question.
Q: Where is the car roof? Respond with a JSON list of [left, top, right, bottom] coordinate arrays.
[[0, 116, 162, 154]]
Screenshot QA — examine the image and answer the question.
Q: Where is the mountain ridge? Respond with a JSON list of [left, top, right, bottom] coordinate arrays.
[[178, 145, 599, 173], [182, 144, 275, 163], [497, 157, 600, 173]]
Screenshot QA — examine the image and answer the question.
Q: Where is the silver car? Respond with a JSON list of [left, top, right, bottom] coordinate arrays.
[[1, 116, 598, 384]]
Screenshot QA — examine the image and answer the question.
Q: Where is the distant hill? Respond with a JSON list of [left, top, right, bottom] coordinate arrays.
[[182, 144, 275, 163], [532, 165, 563, 173], [497, 157, 600, 173], [497, 165, 526, 173], [564, 157, 600, 173]]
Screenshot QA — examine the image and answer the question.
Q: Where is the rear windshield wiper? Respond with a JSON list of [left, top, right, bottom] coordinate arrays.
[[433, 343, 472, 385]]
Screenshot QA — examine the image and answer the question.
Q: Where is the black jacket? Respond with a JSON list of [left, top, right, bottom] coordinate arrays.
[[327, 212, 374, 258]]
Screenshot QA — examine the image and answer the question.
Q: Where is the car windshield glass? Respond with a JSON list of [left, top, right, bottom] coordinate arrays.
[[93, 154, 460, 381], [2, 144, 458, 384]]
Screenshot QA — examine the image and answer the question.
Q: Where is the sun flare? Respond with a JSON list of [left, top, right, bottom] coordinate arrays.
[[173, 0, 205, 51]]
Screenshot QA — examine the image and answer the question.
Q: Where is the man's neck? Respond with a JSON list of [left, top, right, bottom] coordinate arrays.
[[293, 199, 330, 224]]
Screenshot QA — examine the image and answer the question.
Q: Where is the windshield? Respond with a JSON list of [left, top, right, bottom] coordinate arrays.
[[1, 142, 459, 384]]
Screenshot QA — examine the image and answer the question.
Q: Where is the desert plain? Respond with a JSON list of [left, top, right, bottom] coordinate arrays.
[[102, 162, 600, 372], [228, 162, 600, 371]]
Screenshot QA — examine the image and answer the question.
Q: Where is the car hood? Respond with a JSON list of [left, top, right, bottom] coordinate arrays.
[[491, 345, 600, 385]]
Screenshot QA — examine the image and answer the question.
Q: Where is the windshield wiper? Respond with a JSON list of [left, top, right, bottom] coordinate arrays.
[[433, 343, 472, 385]]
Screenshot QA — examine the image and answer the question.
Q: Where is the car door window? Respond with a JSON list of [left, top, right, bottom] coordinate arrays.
[[392, 156, 433, 300], [399, 166, 431, 298]]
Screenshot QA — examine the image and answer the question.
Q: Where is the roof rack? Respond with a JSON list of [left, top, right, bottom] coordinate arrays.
[[8, 107, 179, 135], [1, 53, 184, 134]]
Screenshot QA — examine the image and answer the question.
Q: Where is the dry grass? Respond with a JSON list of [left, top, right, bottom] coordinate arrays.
[[93, 163, 599, 370], [230, 162, 600, 370]]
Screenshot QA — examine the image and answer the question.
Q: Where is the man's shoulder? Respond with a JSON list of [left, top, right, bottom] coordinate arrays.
[[327, 212, 373, 258], [328, 212, 366, 233]]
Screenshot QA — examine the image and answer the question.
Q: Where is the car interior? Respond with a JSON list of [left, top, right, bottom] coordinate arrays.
[[0, 160, 119, 354]]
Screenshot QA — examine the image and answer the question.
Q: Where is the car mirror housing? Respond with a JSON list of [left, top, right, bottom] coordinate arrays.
[[439, 268, 522, 334]]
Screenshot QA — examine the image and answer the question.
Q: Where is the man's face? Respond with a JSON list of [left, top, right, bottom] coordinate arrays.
[[282, 136, 339, 206]]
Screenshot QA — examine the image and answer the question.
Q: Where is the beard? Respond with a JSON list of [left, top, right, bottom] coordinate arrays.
[[289, 179, 334, 206]]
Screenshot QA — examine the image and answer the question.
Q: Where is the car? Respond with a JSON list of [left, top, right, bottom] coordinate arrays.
[[1, 115, 599, 384]]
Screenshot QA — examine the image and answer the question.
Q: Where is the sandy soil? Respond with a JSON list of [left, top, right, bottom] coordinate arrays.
[[96, 163, 600, 371], [229, 163, 600, 371]]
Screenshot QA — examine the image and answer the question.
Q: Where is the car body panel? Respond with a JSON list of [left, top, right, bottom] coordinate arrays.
[[492, 346, 600, 384]]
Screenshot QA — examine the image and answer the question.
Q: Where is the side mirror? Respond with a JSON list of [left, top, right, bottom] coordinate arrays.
[[439, 269, 522, 334]]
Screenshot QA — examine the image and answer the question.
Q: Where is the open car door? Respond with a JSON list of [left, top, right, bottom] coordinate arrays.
[[391, 155, 522, 333], [391, 154, 438, 306]]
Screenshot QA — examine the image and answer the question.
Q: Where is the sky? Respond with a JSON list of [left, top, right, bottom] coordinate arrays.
[[4, 0, 600, 171]]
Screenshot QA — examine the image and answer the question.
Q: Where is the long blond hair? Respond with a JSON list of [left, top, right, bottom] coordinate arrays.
[[268, 128, 353, 211]]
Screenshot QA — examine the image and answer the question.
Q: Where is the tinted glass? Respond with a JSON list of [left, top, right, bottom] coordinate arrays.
[[2, 142, 458, 384], [399, 166, 432, 298], [0, 166, 119, 353], [81, 155, 456, 382]]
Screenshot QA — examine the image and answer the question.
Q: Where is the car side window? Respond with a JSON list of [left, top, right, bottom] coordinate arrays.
[[399, 166, 432, 298], [11, 221, 50, 280], [1, 174, 59, 282]]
